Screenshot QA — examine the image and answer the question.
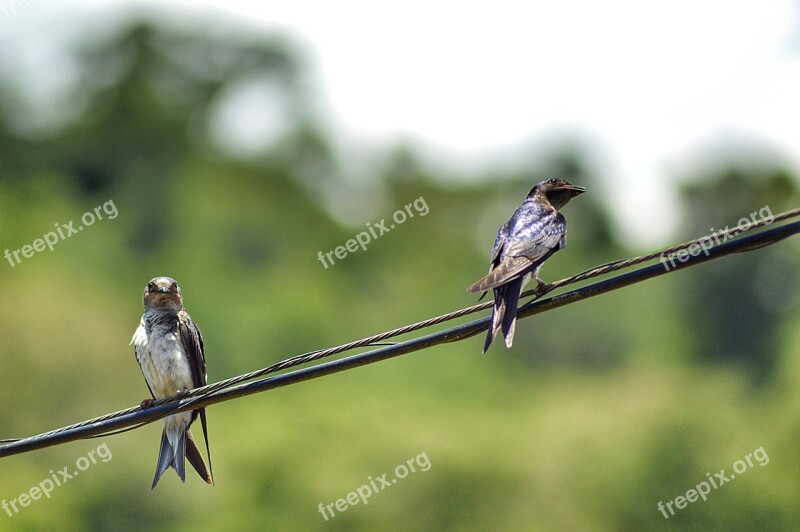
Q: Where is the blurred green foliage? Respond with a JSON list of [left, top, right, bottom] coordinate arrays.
[[1, 18, 800, 531]]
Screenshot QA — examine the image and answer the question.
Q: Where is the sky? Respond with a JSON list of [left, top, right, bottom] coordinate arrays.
[[2, 0, 799, 244]]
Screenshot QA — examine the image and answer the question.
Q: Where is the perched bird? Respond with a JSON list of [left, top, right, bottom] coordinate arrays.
[[468, 178, 586, 352], [131, 276, 213, 490]]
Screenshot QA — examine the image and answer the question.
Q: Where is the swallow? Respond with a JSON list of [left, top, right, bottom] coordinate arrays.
[[468, 178, 586, 352], [131, 276, 213, 489]]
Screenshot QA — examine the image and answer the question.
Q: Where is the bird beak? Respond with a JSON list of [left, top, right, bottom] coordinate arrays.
[[566, 184, 586, 194], [155, 286, 176, 294]]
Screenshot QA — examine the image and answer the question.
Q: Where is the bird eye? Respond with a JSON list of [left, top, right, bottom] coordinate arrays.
[[147, 282, 155, 291], [170, 282, 177, 291], [548, 178, 559, 184]]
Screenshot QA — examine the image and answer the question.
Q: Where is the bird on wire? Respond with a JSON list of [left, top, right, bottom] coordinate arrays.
[[131, 276, 214, 490], [468, 178, 586, 352]]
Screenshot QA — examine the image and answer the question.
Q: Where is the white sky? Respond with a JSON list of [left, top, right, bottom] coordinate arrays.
[[2, 0, 799, 244]]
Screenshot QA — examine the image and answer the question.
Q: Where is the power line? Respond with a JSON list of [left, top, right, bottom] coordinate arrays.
[[2, 208, 799, 458]]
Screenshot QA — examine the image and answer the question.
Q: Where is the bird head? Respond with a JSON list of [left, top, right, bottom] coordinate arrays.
[[528, 178, 586, 210], [142, 276, 183, 312]]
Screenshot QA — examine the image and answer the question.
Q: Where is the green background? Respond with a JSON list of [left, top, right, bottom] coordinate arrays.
[[1, 15, 800, 532]]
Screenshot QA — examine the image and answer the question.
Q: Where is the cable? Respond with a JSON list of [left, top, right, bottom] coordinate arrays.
[[1, 208, 799, 458]]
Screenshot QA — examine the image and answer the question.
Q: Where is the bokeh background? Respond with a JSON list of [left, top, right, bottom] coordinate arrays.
[[2, 2, 800, 530]]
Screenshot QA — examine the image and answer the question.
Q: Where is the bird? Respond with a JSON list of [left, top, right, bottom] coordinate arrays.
[[131, 276, 214, 490], [468, 178, 586, 352]]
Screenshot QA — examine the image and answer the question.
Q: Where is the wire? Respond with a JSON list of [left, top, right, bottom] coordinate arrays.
[[1, 207, 799, 458]]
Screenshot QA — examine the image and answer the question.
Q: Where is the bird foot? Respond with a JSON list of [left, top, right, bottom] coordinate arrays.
[[532, 279, 549, 295], [140, 398, 155, 409]]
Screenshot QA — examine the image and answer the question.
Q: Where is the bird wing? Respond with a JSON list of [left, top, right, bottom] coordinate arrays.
[[471, 220, 511, 299], [488, 219, 512, 269], [178, 310, 207, 390], [178, 310, 213, 483], [469, 211, 566, 292]]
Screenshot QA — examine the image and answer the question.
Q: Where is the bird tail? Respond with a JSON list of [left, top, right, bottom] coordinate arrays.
[[151, 427, 185, 490], [151, 425, 213, 490], [483, 303, 501, 353], [482, 278, 523, 353], [483, 287, 507, 353], [186, 428, 213, 485], [500, 277, 523, 348]]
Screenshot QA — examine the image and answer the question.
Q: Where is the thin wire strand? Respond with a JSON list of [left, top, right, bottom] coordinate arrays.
[[182, 205, 800, 392], [1, 207, 799, 457]]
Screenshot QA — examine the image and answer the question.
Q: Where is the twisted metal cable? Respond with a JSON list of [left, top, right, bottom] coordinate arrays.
[[2, 207, 799, 457]]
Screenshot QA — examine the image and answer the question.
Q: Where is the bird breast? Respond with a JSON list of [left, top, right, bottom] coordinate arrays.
[[133, 320, 194, 400]]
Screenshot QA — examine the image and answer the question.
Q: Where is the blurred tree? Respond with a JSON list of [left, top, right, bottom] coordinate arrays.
[[679, 165, 799, 383], [3, 20, 307, 251]]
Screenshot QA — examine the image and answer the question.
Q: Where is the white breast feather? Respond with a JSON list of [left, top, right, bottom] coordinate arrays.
[[132, 320, 194, 400]]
